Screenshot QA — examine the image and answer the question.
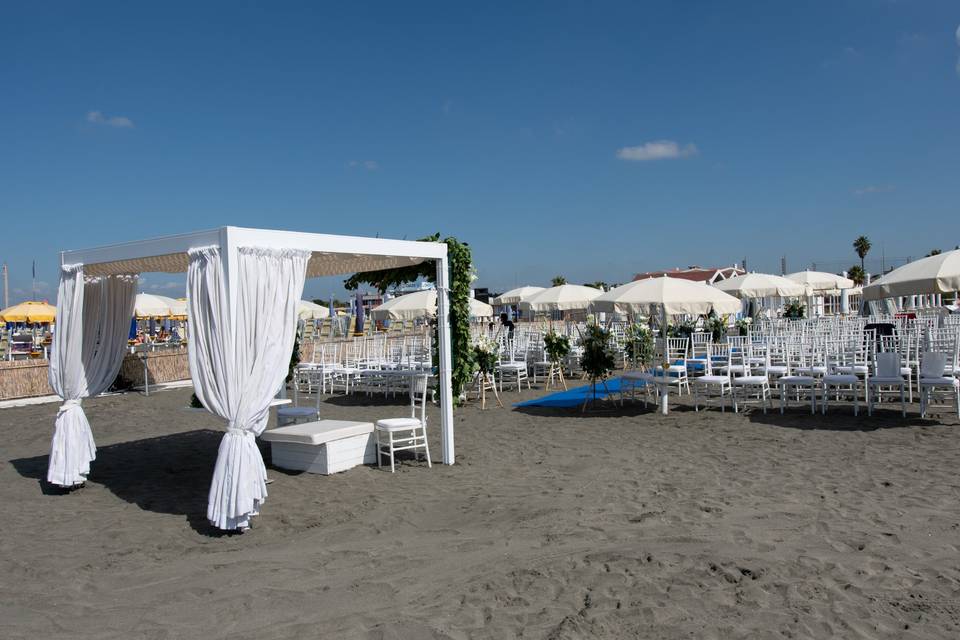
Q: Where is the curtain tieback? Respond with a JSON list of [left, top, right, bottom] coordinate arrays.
[[226, 423, 250, 436], [58, 399, 82, 414]]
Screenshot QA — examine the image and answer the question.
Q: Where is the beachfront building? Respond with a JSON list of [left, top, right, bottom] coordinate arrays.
[[633, 265, 745, 285]]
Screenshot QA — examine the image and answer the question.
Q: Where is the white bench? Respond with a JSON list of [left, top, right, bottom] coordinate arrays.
[[260, 420, 376, 475]]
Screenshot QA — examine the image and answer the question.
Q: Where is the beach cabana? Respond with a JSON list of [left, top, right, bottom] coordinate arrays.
[[47, 226, 455, 531]]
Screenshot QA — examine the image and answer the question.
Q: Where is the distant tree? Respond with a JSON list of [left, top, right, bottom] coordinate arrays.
[[853, 236, 871, 271], [584, 281, 607, 291], [847, 265, 866, 286], [551, 275, 567, 286], [927, 249, 942, 257]]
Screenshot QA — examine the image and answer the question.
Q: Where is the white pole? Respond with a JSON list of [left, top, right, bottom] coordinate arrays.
[[435, 255, 455, 464]]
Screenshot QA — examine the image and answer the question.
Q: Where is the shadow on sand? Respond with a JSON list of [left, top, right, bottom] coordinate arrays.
[[9, 429, 243, 536]]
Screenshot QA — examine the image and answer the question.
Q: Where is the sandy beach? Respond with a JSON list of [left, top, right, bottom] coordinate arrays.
[[3, 387, 960, 639]]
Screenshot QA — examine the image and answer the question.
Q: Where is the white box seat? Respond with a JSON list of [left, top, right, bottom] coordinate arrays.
[[260, 420, 376, 475]]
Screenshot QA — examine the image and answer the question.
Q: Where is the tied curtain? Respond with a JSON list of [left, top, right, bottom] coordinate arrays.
[[47, 266, 138, 486], [187, 245, 309, 530]]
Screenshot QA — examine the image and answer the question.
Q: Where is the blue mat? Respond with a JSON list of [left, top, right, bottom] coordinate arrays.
[[514, 377, 640, 408]]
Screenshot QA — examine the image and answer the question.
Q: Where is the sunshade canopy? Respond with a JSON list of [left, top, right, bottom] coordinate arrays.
[[490, 286, 545, 306], [0, 300, 57, 323], [712, 273, 806, 299], [785, 270, 855, 294], [371, 290, 493, 321], [592, 275, 741, 316], [297, 300, 330, 320], [518, 284, 602, 312], [863, 249, 960, 300], [134, 293, 180, 318]]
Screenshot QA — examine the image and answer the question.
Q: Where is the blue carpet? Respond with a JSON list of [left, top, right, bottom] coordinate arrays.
[[514, 377, 641, 408]]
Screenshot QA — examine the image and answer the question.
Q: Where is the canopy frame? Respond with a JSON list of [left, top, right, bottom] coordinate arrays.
[[58, 225, 456, 464]]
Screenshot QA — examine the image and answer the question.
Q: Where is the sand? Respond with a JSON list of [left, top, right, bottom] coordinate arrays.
[[3, 386, 960, 639]]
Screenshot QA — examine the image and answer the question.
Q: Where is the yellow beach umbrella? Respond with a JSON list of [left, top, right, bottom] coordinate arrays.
[[0, 300, 57, 323]]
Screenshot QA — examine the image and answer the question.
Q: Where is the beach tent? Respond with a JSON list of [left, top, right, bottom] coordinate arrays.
[[47, 226, 455, 532], [490, 286, 545, 306], [518, 284, 601, 313], [712, 273, 806, 299], [0, 300, 57, 323], [863, 249, 960, 300], [785, 270, 855, 295], [133, 293, 179, 318], [591, 275, 741, 317], [371, 290, 493, 321], [297, 299, 330, 320]]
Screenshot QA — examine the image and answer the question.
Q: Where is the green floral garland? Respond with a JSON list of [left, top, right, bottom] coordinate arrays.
[[344, 233, 474, 401]]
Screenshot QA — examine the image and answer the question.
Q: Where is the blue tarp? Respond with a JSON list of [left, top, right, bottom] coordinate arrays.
[[513, 377, 640, 409]]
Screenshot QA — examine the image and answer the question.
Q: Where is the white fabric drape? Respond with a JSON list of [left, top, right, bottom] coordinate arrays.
[[187, 245, 309, 531], [47, 266, 138, 486]]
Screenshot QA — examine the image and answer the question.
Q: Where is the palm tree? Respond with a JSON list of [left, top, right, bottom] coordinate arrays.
[[853, 236, 871, 271], [927, 249, 942, 257], [847, 265, 866, 286], [551, 275, 567, 286], [584, 281, 607, 291]]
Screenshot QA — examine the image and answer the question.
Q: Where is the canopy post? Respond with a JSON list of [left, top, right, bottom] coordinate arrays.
[[435, 255, 455, 464]]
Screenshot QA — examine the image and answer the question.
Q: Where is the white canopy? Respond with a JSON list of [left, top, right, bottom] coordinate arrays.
[[518, 284, 602, 312], [372, 290, 493, 321], [863, 249, 960, 300], [490, 286, 545, 306], [785, 270, 855, 294], [134, 293, 180, 318], [297, 299, 330, 320], [592, 276, 741, 316], [48, 226, 456, 532], [712, 273, 806, 299]]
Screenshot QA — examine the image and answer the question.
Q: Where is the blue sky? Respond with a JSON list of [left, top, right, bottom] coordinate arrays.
[[2, 1, 958, 301]]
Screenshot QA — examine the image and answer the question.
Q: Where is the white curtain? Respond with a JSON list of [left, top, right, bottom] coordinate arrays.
[[188, 245, 309, 530], [47, 266, 138, 486]]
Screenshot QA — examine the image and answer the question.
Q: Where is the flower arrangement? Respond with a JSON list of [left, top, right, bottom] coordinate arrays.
[[579, 321, 616, 387], [735, 317, 752, 336], [543, 330, 571, 364], [784, 301, 805, 320], [624, 323, 655, 368], [706, 313, 728, 343], [668, 319, 696, 339], [472, 335, 499, 375]]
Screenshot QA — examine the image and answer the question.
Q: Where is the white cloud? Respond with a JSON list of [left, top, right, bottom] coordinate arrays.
[[146, 281, 182, 291], [86, 110, 135, 128], [616, 140, 699, 162], [348, 160, 379, 170], [853, 184, 895, 196]]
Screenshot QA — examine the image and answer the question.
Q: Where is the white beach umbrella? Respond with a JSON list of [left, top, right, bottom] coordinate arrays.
[[490, 286, 545, 306], [518, 284, 602, 313], [371, 290, 493, 321], [469, 298, 495, 318], [785, 270, 855, 295], [297, 300, 331, 320], [134, 293, 178, 318], [372, 290, 436, 321], [591, 276, 741, 316], [712, 273, 806, 299], [863, 249, 960, 300]]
